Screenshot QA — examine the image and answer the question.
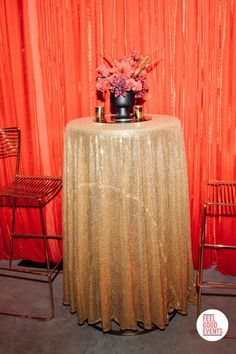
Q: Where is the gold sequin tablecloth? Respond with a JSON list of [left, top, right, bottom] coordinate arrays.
[[63, 115, 195, 332]]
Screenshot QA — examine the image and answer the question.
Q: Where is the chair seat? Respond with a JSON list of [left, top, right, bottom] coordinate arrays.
[[0, 175, 62, 207]]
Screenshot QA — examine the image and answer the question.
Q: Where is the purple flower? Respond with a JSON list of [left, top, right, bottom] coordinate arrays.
[[109, 76, 129, 97]]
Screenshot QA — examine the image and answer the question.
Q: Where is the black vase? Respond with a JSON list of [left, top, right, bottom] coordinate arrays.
[[110, 91, 135, 122]]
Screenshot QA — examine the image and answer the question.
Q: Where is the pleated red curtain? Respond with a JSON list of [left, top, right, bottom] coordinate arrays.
[[0, 0, 235, 272]]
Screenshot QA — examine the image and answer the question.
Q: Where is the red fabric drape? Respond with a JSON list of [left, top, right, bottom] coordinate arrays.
[[0, 0, 235, 272]]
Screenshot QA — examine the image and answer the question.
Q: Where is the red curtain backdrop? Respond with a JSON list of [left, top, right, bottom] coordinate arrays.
[[0, 0, 235, 272]]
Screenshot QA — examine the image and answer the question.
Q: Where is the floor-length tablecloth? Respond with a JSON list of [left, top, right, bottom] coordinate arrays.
[[63, 115, 195, 332]]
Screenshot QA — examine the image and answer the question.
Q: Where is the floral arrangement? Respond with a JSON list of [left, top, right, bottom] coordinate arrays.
[[96, 48, 155, 99]]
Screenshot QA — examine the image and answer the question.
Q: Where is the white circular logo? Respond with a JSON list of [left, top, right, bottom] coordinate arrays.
[[196, 309, 228, 341]]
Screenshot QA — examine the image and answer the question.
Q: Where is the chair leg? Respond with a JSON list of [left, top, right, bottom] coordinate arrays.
[[39, 203, 55, 320], [9, 198, 17, 268], [0, 203, 56, 320], [197, 203, 207, 316]]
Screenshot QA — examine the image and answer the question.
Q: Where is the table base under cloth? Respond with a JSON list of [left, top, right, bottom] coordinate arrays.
[[63, 115, 196, 332]]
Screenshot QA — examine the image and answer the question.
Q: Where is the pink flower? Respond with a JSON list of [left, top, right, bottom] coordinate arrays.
[[110, 60, 134, 77], [96, 77, 110, 91], [130, 48, 141, 60], [96, 64, 110, 77], [126, 78, 142, 92]]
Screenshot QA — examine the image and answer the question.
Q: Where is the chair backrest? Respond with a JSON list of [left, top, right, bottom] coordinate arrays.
[[0, 127, 21, 179], [206, 180, 236, 216]]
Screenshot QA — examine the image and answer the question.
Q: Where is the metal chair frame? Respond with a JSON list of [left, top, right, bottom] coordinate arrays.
[[197, 180, 236, 339], [0, 127, 62, 320]]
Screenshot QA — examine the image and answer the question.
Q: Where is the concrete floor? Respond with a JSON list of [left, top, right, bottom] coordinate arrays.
[[0, 264, 236, 354]]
